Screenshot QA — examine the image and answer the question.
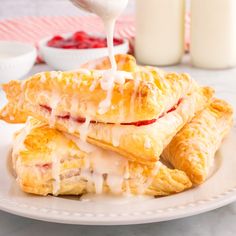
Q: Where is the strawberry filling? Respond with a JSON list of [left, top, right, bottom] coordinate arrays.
[[40, 99, 182, 127], [35, 163, 52, 169]]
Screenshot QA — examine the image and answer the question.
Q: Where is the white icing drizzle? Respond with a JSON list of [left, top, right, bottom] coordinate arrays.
[[90, 148, 127, 194], [92, 173, 104, 194], [89, 78, 98, 92], [106, 175, 124, 194], [137, 162, 162, 194], [64, 133, 96, 153], [68, 94, 80, 133], [57, 71, 63, 80], [77, 116, 91, 141], [155, 68, 166, 79], [98, 84, 113, 115], [104, 19, 117, 71], [94, 70, 133, 83], [40, 72, 47, 82], [111, 125, 124, 147], [49, 71, 58, 79], [65, 134, 129, 194], [71, 68, 91, 76], [111, 71, 132, 84], [144, 137, 152, 149], [97, 70, 132, 115], [143, 67, 155, 82], [49, 92, 60, 127]]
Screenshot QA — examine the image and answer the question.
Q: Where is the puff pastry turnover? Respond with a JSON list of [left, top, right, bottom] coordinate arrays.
[[2, 86, 214, 165], [0, 54, 214, 165], [12, 118, 192, 196], [162, 99, 233, 185], [1, 55, 197, 124]]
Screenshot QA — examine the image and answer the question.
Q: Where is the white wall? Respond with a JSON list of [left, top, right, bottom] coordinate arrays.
[[0, 0, 135, 19], [0, 0, 190, 19]]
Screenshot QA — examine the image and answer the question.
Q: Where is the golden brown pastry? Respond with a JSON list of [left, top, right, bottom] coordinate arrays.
[[0, 55, 197, 125], [162, 99, 234, 185], [81, 54, 138, 72], [2, 86, 214, 165], [0, 54, 214, 165], [13, 118, 192, 196], [0, 102, 28, 124]]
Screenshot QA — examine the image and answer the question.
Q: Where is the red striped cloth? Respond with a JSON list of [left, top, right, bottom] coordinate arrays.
[[0, 15, 190, 63]]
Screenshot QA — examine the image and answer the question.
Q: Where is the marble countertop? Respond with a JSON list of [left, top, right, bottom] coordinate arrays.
[[1, 60, 236, 235]]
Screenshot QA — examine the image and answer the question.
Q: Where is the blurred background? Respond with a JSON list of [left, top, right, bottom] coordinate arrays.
[[0, 0, 192, 18], [0, 0, 135, 18]]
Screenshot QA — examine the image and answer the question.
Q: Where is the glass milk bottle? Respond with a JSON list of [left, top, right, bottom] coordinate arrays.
[[135, 0, 185, 66], [191, 0, 236, 69]]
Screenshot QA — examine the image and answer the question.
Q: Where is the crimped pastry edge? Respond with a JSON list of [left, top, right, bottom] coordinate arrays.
[[162, 98, 234, 185]]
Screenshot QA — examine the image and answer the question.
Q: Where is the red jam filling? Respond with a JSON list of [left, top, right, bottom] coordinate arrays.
[[47, 31, 124, 49], [36, 163, 52, 169], [40, 99, 182, 127]]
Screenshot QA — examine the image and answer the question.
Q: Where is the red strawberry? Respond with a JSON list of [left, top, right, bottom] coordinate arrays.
[[72, 31, 88, 42]]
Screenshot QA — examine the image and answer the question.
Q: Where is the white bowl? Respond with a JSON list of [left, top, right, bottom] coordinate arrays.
[[39, 33, 129, 71], [0, 41, 37, 83]]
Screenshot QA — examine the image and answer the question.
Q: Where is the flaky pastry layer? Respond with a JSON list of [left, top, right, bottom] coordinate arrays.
[[13, 118, 192, 196], [81, 54, 138, 72], [162, 99, 233, 185], [5, 87, 214, 165], [1, 55, 197, 124]]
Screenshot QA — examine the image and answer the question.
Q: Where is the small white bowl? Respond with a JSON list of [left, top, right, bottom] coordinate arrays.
[[39, 33, 129, 71], [0, 41, 37, 83]]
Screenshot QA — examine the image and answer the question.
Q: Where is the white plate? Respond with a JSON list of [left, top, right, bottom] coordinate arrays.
[[0, 122, 236, 225], [0, 66, 236, 225]]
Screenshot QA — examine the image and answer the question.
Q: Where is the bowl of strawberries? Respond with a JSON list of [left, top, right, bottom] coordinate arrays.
[[39, 31, 129, 70]]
